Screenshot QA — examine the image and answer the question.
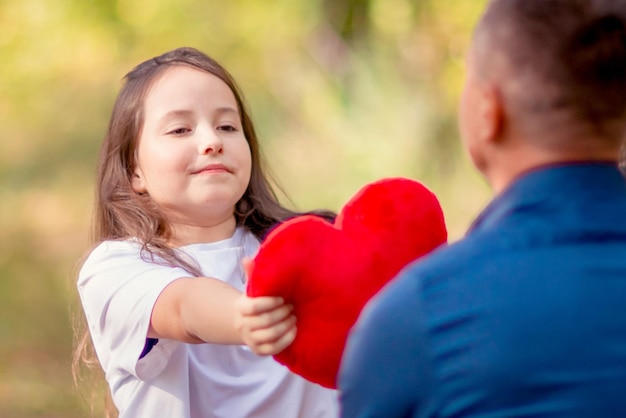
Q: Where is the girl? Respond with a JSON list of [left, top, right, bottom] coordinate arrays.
[[75, 46, 338, 418]]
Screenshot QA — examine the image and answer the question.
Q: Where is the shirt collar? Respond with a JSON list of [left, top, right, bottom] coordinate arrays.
[[467, 162, 624, 236]]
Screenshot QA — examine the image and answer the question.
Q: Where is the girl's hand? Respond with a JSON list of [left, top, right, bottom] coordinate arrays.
[[234, 295, 297, 355]]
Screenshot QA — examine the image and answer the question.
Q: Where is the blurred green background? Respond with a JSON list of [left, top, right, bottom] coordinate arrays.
[[0, 0, 490, 416]]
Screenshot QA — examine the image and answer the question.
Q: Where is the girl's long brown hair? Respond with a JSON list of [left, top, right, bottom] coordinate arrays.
[[73, 46, 332, 416]]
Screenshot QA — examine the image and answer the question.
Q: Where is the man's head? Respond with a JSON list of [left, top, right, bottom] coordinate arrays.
[[459, 0, 626, 191]]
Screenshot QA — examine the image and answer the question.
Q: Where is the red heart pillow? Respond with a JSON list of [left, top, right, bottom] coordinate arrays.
[[246, 177, 447, 388]]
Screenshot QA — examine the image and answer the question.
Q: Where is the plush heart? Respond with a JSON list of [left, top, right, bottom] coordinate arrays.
[[246, 177, 447, 388]]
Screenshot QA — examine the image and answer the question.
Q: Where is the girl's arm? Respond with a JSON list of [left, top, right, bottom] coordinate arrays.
[[148, 277, 296, 355]]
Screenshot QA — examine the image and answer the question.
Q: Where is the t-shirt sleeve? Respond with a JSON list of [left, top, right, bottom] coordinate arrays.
[[77, 240, 191, 381], [338, 269, 434, 417]]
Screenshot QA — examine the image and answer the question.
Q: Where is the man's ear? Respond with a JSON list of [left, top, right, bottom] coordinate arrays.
[[131, 168, 146, 193], [478, 83, 504, 145]]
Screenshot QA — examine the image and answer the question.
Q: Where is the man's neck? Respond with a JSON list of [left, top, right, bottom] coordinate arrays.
[[486, 145, 619, 195]]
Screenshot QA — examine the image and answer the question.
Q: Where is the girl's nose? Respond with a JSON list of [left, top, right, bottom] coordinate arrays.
[[199, 129, 224, 155]]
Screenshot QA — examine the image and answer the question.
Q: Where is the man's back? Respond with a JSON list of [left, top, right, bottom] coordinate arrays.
[[340, 164, 626, 417]]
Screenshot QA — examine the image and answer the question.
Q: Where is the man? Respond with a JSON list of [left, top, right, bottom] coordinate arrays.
[[339, 0, 626, 416]]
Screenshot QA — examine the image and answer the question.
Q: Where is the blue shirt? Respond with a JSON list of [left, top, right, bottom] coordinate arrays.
[[339, 163, 626, 417]]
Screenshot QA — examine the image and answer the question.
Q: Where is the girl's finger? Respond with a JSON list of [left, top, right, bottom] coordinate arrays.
[[242, 258, 254, 279], [253, 324, 297, 356], [249, 314, 297, 344], [246, 304, 294, 331], [236, 295, 284, 316]]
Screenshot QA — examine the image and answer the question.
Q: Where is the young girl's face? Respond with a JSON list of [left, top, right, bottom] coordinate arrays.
[[131, 65, 252, 233]]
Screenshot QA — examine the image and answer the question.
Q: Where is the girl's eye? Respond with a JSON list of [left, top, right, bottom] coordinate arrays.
[[217, 124, 237, 132], [167, 127, 190, 135]]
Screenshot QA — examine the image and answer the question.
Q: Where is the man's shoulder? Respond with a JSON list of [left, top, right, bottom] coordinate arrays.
[[364, 236, 488, 314], [370, 230, 517, 319], [402, 231, 499, 282]]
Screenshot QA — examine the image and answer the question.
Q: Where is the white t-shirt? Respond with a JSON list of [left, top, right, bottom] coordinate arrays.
[[78, 227, 338, 418]]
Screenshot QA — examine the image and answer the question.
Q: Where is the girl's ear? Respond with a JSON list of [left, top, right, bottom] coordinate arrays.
[[131, 168, 147, 193]]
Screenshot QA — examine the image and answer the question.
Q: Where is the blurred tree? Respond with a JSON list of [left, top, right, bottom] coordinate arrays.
[[323, 0, 371, 45]]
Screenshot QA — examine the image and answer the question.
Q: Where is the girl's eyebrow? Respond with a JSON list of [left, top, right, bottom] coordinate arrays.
[[214, 106, 240, 117], [157, 107, 240, 126], [157, 109, 194, 128]]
